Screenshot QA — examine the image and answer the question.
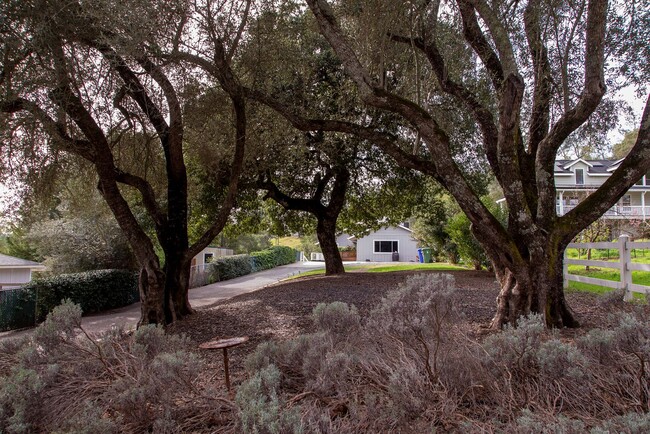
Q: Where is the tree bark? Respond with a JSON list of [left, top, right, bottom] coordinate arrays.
[[489, 238, 578, 329], [317, 216, 345, 275]]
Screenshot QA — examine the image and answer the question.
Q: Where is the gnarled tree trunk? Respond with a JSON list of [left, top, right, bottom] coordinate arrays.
[[317, 216, 345, 275], [489, 235, 578, 329]]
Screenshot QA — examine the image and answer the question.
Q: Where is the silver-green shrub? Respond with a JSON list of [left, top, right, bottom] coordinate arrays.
[[0, 300, 229, 433], [236, 364, 303, 434]]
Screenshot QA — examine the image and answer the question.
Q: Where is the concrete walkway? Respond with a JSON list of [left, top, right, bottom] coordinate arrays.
[[0, 261, 325, 340]]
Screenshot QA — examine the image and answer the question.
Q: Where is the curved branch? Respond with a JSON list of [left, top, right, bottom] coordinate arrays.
[[457, 0, 505, 91], [536, 0, 607, 159], [245, 87, 435, 176], [466, 0, 519, 77], [536, 0, 608, 222], [0, 97, 95, 161], [113, 170, 166, 229], [389, 33, 499, 177]]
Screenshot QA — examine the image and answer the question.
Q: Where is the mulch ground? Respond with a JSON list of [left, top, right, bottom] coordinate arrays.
[[168, 269, 648, 391]]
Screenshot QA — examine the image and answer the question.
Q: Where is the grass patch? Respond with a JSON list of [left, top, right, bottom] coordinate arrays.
[[566, 246, 650, 263], [277, 236, 302, 250], [288, 263, 467, 279], [566, 264, 649, 301]]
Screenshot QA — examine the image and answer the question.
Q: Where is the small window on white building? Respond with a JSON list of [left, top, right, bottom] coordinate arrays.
[[646, 171, 650, 186], [374, 240, 398, 253], [204, 253, 214, 263], [622, 195, 631, 209], [575, 168, 584, 185]]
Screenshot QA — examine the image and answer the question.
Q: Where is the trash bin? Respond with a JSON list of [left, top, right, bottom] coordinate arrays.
[[417, 248, 424, 263], [392, 251, 399, 262], [422, 248, 432, 263]]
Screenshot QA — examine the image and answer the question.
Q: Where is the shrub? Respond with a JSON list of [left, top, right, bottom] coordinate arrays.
[[271, 245, 298, 266], [236, 364, 302, 434], [21, 269, 138, 321], [208, 247, 297, 282], [208, 254, 254, 282], [0, 301, 232, 433], [251, 246, 297, 272], [242, 274, 467, 431], [250, 249, 276, 272]]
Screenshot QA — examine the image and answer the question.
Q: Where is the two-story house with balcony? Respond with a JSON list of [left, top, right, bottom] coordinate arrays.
[[496, 159, 650, 220], [555, 159, 650, 219]]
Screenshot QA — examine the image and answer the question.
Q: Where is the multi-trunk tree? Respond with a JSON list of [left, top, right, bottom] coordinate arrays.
[[264, 0, 650, 327], [0, 0, 247, 325]]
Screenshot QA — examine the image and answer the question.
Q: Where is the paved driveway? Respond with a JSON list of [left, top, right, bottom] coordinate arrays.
[[0, 261, 325, 340]]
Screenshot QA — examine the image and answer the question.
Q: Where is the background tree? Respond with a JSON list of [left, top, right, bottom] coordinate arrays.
[[573, 218, 611, 270], [612, 128, 640, 159], [263, 0, 650, 328], [0, 0, 246, 325]]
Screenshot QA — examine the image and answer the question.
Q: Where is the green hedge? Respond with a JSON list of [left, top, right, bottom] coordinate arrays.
[[21, 269, 139, 322], [0, 288, 36, 332], [207, 254, 254, 283], [207, 246, 297, 283]]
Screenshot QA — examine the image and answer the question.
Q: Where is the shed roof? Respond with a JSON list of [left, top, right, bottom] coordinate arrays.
[[0, 253, 45, 270]]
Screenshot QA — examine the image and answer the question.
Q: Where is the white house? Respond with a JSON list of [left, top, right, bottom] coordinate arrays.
[[0, 253, 46, 290], [353, 225, 419, 262], [191, 246, 234, 271], [497, 159, 650, 220], [555, 159, 650, 219]]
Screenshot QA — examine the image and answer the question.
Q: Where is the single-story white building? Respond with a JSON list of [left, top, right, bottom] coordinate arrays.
[[0, 253, 46, 290], [353, 225, 420, 262], [191, 246, 234, 270]]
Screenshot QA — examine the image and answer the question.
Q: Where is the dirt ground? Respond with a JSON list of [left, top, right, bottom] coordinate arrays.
[[168, 269, 647, 390]]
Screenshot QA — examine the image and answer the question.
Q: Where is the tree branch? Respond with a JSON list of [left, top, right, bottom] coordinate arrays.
[[457, 0, 504, 91], [536, 0, 608, 222]]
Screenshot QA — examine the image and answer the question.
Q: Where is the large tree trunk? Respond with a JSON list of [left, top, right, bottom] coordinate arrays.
[[138, 261, 168, 326], [164, 253, 194, 321], [138, 256, 194, 327], [317, 216, 345, 275], [490, 242, 579, 329]]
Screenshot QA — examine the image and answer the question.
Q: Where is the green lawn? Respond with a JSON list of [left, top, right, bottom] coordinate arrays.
[[289, 262, 467, 279], [566, 264, 649, 300]]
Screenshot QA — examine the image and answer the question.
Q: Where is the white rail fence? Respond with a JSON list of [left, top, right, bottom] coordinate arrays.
[[563, 235, 650, 301]]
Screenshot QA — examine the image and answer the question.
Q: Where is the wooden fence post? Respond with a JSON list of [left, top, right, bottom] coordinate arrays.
[[619, 235, 633, 301], [563, 250, 568, 289]]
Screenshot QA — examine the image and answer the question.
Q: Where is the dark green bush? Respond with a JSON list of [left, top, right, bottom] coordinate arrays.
[[207, 254, 254, 283], [271, 246, 298, 266], [21, 269, 138, 321], [251, 246, 297, 272], [250, 249, 276, 272], [208, 247, 297, 283]]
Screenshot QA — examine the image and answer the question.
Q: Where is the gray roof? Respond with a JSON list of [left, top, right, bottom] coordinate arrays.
[[554, 159, 619, 174], [0, 253, 44, 269]]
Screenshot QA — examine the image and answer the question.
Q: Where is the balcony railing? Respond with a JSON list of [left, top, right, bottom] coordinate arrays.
[[557, 205, 650, 219]]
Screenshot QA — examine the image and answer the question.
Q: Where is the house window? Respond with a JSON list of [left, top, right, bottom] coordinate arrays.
[[646, 171, 650, 186], [374, 240, 398, 253], [204, 253, 214, 263], [575, 168, 584, 185], [622, 195, 631, 207]]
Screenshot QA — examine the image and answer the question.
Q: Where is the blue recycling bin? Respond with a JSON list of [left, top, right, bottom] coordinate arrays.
[[417, 248, 424, 263]]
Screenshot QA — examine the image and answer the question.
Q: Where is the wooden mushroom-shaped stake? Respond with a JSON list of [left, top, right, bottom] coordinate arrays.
[[199, 336, 249, 392]]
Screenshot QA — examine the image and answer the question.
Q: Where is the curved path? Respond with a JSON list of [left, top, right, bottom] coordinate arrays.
[[0, 261, 325, 340]]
